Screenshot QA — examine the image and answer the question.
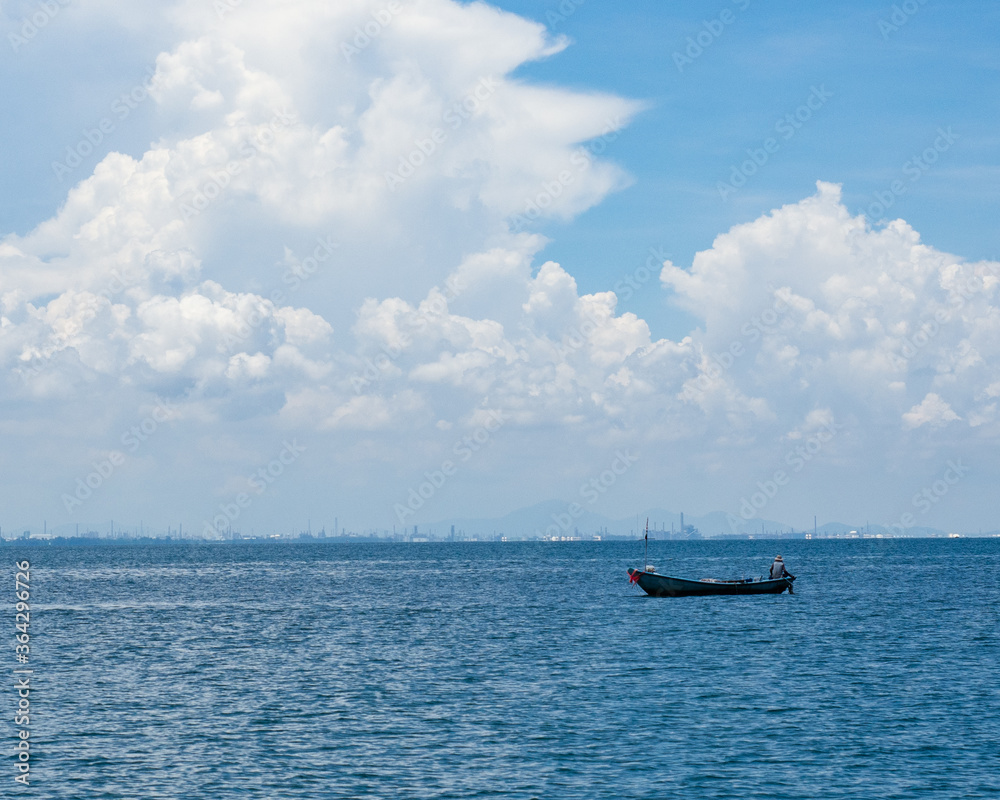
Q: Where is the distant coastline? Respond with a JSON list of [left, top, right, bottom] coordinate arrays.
[[5, 498, 996, 544], [3, 530, 997, 546]]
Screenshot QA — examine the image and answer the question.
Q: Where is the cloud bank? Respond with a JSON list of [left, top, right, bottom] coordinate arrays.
[[1, 0, 997, 532]]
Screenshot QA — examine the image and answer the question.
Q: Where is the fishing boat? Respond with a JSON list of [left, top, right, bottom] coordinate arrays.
[[627, 517, 794, 596], [627, 567, 794, 597]]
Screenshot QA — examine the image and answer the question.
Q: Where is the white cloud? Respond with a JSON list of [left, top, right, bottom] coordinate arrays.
[[2, 2, 999, 532], [661, 181, 1000, 441], [902, 393, 961, 429]]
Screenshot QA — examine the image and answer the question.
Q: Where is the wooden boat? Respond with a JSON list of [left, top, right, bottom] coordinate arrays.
[[628, 567, 794, 597]]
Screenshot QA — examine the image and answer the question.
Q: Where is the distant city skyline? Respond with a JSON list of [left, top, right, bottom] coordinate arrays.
[[5, 501, 994, 543]]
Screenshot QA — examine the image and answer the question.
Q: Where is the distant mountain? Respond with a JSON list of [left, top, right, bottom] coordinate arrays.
[[424, 500, 620, 539]]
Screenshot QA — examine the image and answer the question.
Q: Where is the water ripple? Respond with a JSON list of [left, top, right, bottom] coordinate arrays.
[[10, 538, 999, 799]]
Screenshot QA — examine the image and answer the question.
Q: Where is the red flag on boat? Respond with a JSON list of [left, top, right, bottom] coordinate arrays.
[[629, 570, 641, 584]]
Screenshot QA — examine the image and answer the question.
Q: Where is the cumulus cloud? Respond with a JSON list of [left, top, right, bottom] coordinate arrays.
[[1, 0, 638, 406], [902, 393, 961, 429], [2, 0, 998, 531], [661, 181, 1000, 444]]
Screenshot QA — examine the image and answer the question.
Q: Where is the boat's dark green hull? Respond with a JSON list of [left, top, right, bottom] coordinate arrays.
[[628, 568, 794, 597]]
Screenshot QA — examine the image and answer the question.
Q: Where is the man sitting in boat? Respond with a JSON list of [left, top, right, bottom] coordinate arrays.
[[770, 555, 794, 592]]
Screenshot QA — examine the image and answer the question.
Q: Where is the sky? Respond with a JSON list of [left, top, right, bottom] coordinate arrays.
[[0, 0, 998, 536]]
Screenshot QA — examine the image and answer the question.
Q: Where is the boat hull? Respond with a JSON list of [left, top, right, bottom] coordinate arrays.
[[628, 568, 794, 597]]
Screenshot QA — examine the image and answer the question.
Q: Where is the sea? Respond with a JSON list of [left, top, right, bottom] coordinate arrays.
[[8, 537, 999, 799]]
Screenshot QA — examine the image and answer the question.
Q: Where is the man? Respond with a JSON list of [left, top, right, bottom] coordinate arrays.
[[770, 555, 795, 593]]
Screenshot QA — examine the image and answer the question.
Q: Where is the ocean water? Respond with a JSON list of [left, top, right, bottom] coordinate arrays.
[[9, 538, 1000, 799]]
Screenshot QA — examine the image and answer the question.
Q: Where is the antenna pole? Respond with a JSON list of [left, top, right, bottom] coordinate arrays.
[[644, 517, 649, 571]]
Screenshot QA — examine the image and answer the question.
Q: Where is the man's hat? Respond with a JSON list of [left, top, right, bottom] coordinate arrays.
[[775, 555, 783, 560]]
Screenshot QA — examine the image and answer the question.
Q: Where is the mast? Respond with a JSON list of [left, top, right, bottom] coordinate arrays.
[[644, 517, 649, 570]]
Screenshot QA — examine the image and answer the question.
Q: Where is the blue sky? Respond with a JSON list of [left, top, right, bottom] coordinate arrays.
[[1, 0, 998, 535], [486, 0, 999, 338]]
